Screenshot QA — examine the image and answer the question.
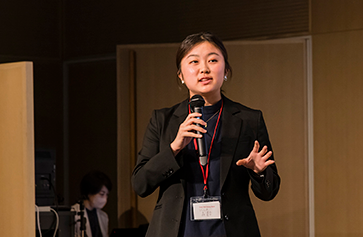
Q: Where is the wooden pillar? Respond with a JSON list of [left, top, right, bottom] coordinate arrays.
[[0, 62, 35, 236]]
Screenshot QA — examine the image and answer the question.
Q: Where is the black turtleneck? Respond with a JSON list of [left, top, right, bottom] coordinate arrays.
[[181, 99, 227, 237]]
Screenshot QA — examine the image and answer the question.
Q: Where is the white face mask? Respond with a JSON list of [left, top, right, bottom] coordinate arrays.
[[91, 195, 107, 209], [88, 185, 109, 210]]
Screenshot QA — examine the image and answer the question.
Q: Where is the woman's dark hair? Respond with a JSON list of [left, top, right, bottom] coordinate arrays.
[[176, 32, 232, 77], [80, 170, 112, 200]]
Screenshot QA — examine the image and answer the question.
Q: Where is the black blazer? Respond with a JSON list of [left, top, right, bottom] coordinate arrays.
[[132, 95, 280, 237]]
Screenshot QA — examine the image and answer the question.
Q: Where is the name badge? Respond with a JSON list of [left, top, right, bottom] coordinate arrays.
[[190, 196, 222, 221]]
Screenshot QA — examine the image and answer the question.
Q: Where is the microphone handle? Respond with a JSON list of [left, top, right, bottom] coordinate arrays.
[[194, 107, 207, 165]]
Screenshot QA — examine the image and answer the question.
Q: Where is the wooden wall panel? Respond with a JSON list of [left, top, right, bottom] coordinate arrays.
[[0, 62, 35, 237], [0, 1, 61, 57], [117, 49, 133, 228], [311, 1, 363, 34], [224, 39, 309, 237], [117, 44, 185, 227], [66, 1, 309, 58], [313, 30, 363, 237]]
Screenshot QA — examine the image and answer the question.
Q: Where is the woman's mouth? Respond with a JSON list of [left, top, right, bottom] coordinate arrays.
[[199, 77, 212, 83]]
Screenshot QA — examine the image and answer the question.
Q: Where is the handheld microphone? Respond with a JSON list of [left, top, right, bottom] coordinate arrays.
[[189, 95, 207, 166]]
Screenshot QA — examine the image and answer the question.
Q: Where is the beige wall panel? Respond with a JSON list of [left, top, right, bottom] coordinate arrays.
[[311, 0, 363, 34], [313, 30, 363, 237], [118, 39, 310, 236], [117, 44, 185, 226], [0, 62, 35, 236], [224, 40, 309, 237], [117, 49, 134, 227], [134, 45, 188, 223]]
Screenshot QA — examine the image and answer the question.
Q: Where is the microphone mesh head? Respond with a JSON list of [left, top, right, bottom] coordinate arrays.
[[189, 95, 205, 108]]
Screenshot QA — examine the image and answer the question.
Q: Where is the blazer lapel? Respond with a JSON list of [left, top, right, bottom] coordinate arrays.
[[167, 99, 189, 171], [168, 99, 189, 143], [220, 97, 242, 190], [166, 97, 243, 191]]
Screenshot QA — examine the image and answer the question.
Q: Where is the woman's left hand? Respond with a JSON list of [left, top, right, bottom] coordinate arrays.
[[236, 140, 275, 174]]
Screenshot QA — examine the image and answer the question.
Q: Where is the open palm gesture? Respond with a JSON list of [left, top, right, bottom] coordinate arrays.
[[236, 140, 275, 174]]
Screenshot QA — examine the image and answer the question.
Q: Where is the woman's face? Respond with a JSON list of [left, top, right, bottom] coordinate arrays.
[[88, 185, 109, 210], [178, 41, 226, 100]]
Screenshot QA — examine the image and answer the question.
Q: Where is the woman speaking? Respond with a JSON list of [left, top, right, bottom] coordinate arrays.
[[131, 32, 280, 237]]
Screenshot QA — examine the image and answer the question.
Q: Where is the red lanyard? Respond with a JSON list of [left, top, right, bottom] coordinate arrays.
[[188, 100, 224, 195]]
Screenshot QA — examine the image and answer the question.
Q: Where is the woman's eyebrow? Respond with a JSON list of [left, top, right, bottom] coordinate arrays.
[[186, 54, 199, 58], [207, 52, 220, 57], [186, 52, 220, 58]]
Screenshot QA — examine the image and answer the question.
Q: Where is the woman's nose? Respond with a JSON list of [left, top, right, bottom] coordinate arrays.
[[200, 63, 210, 74]]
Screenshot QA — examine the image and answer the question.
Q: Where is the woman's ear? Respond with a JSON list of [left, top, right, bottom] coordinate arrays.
[[178, 73, 184, 84]]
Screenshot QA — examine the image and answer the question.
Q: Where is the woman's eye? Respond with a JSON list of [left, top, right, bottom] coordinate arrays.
[[209, 59, 218, 63], [190, 60, 198, 64]]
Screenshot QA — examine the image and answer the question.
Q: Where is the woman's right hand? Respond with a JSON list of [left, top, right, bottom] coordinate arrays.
[[170, 112, 207, 156]]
